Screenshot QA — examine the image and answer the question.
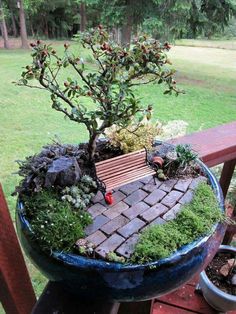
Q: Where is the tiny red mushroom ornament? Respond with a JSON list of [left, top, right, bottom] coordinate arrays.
[[105, 192, 113, 205]]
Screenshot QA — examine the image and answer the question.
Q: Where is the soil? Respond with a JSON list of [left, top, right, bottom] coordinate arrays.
[[206, 252, 236, 295]]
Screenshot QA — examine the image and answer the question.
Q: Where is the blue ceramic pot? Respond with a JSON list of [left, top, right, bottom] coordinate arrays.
[[16, 160, 226, 301]]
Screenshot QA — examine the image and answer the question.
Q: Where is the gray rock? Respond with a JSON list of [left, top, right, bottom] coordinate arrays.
[[45, 157, 81, 188]]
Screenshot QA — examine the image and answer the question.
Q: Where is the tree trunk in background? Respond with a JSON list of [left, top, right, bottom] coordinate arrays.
[[121, 16, 132, 46], [121, 0, 133, 46], [0, 0, 10, 49], [18, 0, 28, 48], [11, 11, 17, 37], [80, 2, 87, 32]]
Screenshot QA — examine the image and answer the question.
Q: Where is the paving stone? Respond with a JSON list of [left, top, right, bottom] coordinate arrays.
[[162, 204, 182, 221], [103, 201, 129, 219], [96, 234, 125, 258], [101, 215, 129, 235], [189, 176, 208, 190], [91, 191, 104, 203], [140, 203, 168, 222], [172, 203, 182, 215], [124, 189, 148, 206], [179, 190, 194, 205], [140, 175, 154, 184], [161, 190, 183, 208], [87, 203, 107, 218], [123, 202, 150, 220], [150, 217, 166, 226], [142, 182, 159, 193], [119, 181, 144, 195], [159, 179, 177, 193], [154, 178, 163, 188], [86, 230, 107, 247], [117, 218, 146, 238], [174, 178, 192, 192], [116, 234, 139, 258], [162, 209, 176, 221], [85, 215, 110, 235], [144, 189, 166, 206]]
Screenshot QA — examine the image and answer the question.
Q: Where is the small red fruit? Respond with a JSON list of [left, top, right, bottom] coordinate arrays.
[[30, 42, 36, 47], [64, 43, 69, 49], [36, 40, 41, 45], [105, 192, 113, 205]]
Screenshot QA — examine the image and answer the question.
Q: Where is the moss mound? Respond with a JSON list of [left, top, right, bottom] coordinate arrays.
[[22, 190, 92, 252], [131, 183, 224, 264]]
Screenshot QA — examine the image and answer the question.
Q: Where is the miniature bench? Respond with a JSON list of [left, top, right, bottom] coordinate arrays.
[[95, 149, 155, 191]]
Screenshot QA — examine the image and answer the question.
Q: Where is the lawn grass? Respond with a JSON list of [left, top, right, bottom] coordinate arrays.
[[175, 38, 236, 50], [0, 40, 236, 303]]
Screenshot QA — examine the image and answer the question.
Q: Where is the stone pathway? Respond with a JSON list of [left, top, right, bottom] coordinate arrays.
[[85, 175, 207, 259]]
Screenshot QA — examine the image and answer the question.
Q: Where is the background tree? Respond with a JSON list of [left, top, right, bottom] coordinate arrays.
[[0, 0, 10, 48], [18, 0, 29, 48], [200, 0, 236, 39]]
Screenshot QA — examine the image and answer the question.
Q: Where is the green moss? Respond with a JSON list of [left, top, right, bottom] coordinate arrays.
[[22, 190, 92, 252], [131, 183, 224, 264]]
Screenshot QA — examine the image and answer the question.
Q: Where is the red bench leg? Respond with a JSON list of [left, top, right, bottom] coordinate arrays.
[[0, 184, 36, 314]]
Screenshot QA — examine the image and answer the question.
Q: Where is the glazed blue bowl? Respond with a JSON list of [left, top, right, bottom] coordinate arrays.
[[16, 160, 226, 301]]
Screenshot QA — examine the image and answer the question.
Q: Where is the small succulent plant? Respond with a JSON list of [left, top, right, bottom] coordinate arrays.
[[61, 175, 97, 210]]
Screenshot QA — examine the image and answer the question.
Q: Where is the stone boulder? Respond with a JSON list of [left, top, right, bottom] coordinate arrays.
[[45, 157, 81, 188]]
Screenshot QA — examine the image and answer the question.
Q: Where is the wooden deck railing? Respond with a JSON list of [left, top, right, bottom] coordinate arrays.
[[171, 120, 236, 198]]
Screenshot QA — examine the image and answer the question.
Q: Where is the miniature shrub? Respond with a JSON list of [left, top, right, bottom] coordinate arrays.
[[107, 121, 162, 153], [131, 183, 223, 263], [22, 190, 92, 252]]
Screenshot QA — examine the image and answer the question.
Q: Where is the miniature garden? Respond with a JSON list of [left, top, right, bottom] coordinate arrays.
[[14, 27, 225, 266]]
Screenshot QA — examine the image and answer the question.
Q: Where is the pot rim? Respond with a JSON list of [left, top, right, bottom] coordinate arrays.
[[200, 245, 236, 300], [17, 158, 225, 271]]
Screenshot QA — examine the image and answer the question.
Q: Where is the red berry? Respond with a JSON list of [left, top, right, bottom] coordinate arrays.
[[64, 43, 69, 49], [36, 40, 41, 45], [30, 43, 36, 47]]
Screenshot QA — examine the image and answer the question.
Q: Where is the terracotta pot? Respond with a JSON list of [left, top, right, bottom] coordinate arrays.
[[152, 156, 164, 167]]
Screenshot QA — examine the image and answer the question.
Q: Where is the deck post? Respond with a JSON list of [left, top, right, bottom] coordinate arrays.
[[219, 159, 236, 198], [0, 184, 36, 314]]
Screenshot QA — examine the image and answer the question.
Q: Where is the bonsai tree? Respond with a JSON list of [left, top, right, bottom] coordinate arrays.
[[18, 26, 181, 162]]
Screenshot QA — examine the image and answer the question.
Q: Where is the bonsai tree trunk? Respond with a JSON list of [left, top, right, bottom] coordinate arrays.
[[80, 2, 87, 32], [0, 0, 10, 49], [88, 132, 99, 162], [18, 0, 29, 49]]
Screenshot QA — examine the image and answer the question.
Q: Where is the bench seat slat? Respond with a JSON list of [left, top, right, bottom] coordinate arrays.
[[106, 172, 155, 190], [104, 168, 155, 185], [96, 156, 145, 171]]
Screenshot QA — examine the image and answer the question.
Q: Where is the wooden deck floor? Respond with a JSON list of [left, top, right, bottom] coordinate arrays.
[[153, 275, 236, 314]]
